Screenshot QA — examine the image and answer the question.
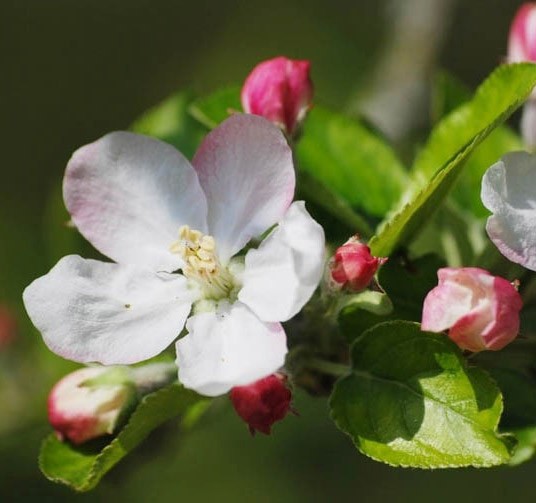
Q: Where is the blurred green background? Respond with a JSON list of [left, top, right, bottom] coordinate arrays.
[[1, 0, 535, 501]]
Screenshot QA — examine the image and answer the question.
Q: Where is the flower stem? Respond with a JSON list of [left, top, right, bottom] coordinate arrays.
[[306, 357, 350, 377]]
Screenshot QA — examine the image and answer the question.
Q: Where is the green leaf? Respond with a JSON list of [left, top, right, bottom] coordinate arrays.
[[39, 384, 208, 492], [369, 63, 536, 256], [432, 70, 523, 218], [339, 254, 445, 342], [188, 86, 242, 129], [297, 106, 408, 218], [131, 91, 206, 158], [330, 321, 513, 468], [484, 367, 536, 465]]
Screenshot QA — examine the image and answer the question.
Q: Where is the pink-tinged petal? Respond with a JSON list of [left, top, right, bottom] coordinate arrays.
[[176, 302, 287, 397], [241, 56, 313, 135], [192, 114, 295, 263], [421, 273, 476, 333], [480, 276, 523, 350], [481, 152, 536, 271], [238, 202, 325, 323], [23, 255, 196, 364], [64, 132, 208, 272]]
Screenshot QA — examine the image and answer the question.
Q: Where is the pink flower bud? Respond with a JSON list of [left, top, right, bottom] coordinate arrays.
[[0, 305, 17, 350], [229, 373, 292, 435], [241, 56, 313, 136], [48, 367, 137, 444], [329, 237, 387, 292], [508, 3, 536, 63], [421, 267, 522, 352]]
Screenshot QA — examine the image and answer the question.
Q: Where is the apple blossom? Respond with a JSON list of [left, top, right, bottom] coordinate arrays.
[[421, 267, 522, 352], [481, 152, 536, 271], [241, 56, 313, 136], [230, 373, 292, 435], [23, 114, 325, 397], [329, 237, 387, 292], [48, 366, 137, 444]]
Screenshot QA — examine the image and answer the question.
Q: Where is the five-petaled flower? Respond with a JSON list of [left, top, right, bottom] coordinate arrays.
[[23, 114, 325, 397]]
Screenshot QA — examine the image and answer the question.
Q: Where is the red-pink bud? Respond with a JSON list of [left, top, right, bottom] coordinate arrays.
[[0, 305, 17, 350], [421, 267, 522, 352], [230, 374, 292, 435], [241, 56, 313, 136], [330, 237, 387, 292], [508, 3, 536, 63], [48, 367, 137, 444]]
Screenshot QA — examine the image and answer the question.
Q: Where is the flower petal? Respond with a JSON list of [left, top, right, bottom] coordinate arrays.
[[176, 302, 287, 397], [481, 151, 536, 271], [23, 255, 196, 364], [238, 201, 325, 322], [64, 132, 208, 272], [192, 114, 295, 263]]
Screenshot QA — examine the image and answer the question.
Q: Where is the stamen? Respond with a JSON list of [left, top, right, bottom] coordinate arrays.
[[170, 225, 235, 300]]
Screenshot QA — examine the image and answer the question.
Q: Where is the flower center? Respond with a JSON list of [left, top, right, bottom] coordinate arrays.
[[170, 225, 235, 300]]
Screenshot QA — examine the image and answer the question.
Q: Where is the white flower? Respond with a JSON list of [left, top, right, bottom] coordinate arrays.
[[23, 114, 325, 396], [481, 151, 536, 271]]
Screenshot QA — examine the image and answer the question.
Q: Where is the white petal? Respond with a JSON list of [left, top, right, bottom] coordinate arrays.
[[192, 114, 295, 263], [64, 132, 208, 272], [23, 255, 196, 364], [481, 151, 536, 271], [238, 201, 325, 322], [176, 302, 287, 396]]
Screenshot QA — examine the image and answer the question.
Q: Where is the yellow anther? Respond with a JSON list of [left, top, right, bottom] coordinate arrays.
[[170, 226, 234, 300]]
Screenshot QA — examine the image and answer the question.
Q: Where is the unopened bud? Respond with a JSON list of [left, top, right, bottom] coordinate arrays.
[[241, 56, 313, 136], [329, 237, 387, 292], [421, 267, 522, 352], [48, 366, 138, 444], [230, 373, 293, 435], [0, 305, 17, 350], [508, 3, 536, 63]]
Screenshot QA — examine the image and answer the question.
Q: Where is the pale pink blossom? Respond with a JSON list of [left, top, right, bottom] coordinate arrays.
[[24, 114, 325, 397], [241, 56, 313, 136], [421, 267, 522, 352]]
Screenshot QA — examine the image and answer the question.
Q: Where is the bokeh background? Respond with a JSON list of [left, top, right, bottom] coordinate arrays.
[[1, 0, 535, 501]]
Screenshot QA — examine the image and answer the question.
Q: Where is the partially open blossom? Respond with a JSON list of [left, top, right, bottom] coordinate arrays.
[[481, 152, 536, 271], [230, 373, 292, 435], [0, 305, 17, 350], [508, 3, 536, 63], [24, 114, 325, 397], [241, 56, 313, 136], [329, 237, 387, 292], [48, 367, 137, 444], [421, 267, 522, 352]]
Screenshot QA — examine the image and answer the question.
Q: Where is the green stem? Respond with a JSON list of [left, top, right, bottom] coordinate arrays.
[[306, 357, 350, 377]]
